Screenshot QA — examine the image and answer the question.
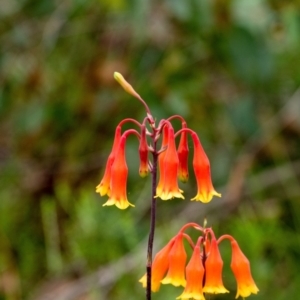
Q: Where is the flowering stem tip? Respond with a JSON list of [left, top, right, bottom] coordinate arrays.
[[95, 73, 257, 300]]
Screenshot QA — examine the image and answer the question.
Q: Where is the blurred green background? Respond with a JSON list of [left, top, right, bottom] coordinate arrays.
[[1, 0, 300, 299]]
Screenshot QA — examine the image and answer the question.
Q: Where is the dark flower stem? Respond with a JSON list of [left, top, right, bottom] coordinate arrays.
[[146, 140, 158, 300]]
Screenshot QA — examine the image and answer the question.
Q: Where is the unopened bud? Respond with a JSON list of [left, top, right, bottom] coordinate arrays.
[[114, 72, 141, 99]]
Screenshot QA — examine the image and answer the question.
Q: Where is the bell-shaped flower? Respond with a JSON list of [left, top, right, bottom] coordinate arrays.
[[191, 133, 221, 203], [203, 238, 229, 294], [161, 233, 187, 287], [230, 239, 259, 298], [102, 135, 134, 209], [156, 125, 169, 196], [156, 126, 184, 200], [177, 122, 189, 183], [176, 243, 205, 300], [96, 126, 121, 197], [138, 125, 149, 177], [139, 237, 176, 292]]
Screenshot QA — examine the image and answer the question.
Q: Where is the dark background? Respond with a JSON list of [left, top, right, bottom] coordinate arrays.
[[1, 0, 300, 299]]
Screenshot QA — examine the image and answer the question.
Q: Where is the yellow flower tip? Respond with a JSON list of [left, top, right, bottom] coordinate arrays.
[[151, 283, 161, 292], [96, 184, 109, 197], [159, 192, 185, 201], [115, 200, 135, 210], [139, 274, 161, 292], [214, 191, 222, 198], [203, 285, 229, 294], [177, 292, 205, 300], [161, 277, 186, 287], [236, 285, 259, 299], [139, 274, 146, 288], [190, 194, 211, 203], [95, 185, 101, 193], [191, 190, 221, 203], [156, 188, 185, 200], [102, 198, 134, 209], [102, 199, 115, 207]]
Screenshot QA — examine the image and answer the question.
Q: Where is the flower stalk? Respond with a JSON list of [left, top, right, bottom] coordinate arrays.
[[146, 138, 158, 300], [96, 72, 258, 300]]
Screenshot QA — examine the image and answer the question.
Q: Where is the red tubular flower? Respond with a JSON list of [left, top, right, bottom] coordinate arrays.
[[139, 237, 176, 292], [156, 126, 184, 200], [177, 242, 205, 300], [138, 125, 149, 177], [191, 132, 221, 203], [203, 238, 229, 294], [156, 125, 169, 196], [161, 233, 187, 287], [102, 135, 134, 209], [204, 237, 211, 254], [96, 126, 121, 196], [230, 239, 259, 298], [177, 122, 189, 183]]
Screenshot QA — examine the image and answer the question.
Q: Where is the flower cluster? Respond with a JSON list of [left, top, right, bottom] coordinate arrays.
[[139, 223, 259, 299], [96, 73, 258, 300], [96, 74, 221, 209]]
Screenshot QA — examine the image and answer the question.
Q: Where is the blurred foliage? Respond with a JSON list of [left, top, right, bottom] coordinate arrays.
[[1, 0, 300, 299]]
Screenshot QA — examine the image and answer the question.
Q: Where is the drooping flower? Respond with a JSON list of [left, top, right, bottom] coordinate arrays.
[[156, 125, 169, 196], [191, 132, 221, 203], [138, 124, 149, 177], [161, 233, 187, 287], [203, 238, 229, 294], [204, 236, 211, 254], [176, 242, 205, 300], [177, 122, 189, 183], [139, 237, 176, 292], [96, 126, 122, 196], [102, 135, 134, 209], [156, 126, 184, 200], [230, 239, 259, 298]]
